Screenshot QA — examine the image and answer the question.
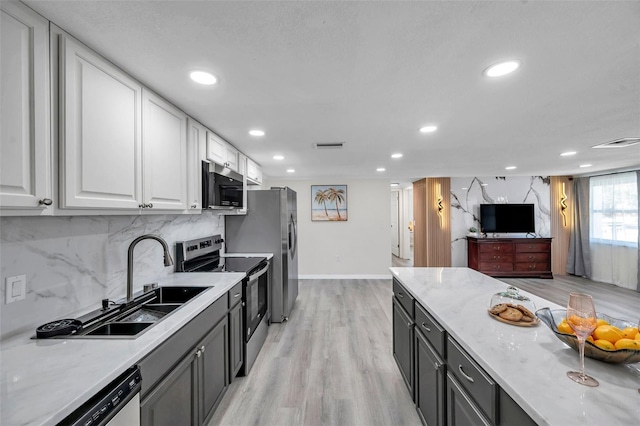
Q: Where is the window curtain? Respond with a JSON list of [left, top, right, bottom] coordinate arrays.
[[566, 177, 591, 277], [588, 172, 638, 290]]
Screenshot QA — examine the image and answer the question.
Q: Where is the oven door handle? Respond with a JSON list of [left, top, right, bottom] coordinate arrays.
[[248, 263, 270, 281]]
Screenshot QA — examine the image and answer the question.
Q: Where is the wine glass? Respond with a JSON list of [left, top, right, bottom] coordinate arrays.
[[566, 292, 599, 387]]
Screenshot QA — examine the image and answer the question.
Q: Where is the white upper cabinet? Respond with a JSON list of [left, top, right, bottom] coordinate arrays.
[[186, 118, 206, 212], [206, 131, 240, 173], [246, 158, 263, 185], [0, 2, 52, 213], [59, 33, 143, 209], [142, 89, 187, 211]]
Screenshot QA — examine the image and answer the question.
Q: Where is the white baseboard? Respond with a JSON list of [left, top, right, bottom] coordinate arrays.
[[299, 274, 392, 280]]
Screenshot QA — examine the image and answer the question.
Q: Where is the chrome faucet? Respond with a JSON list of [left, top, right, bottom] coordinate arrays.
[[127, 235, 173, 304]]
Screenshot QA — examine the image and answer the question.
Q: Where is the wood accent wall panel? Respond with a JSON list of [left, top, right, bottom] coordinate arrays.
[[413, 178, 451, 267], [550, 176, 573, 276]]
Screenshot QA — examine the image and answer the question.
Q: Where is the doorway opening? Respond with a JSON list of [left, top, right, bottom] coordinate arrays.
[[391, 187, 413, 267]]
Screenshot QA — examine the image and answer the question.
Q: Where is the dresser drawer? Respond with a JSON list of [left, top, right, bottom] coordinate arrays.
[[479, 253, 514, 263], [479, 262, 514, 272], [479, 242, 513, 254], [515, 252, 550, 263], [415, 303, 446, 357], [515, 242, 550, 253], [515, 262, 550, 272], [393, 278, 414, 318], [447, 337, 497, 423]]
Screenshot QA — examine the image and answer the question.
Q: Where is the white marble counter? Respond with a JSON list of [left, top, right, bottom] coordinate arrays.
[[0, 272, 245, 426], [390, 267, 640, 426]]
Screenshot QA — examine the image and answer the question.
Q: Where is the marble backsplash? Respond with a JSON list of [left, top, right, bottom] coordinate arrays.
[[0, 213, 225, 339], [450, 176, 551, 267]]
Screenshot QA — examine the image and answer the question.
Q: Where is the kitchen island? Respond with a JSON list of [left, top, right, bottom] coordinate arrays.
[[0, 272, 245, 426], [391, 267, 640, 425]]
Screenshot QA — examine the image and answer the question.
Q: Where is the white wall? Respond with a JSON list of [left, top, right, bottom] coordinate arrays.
[[265, 178, 391, 278]]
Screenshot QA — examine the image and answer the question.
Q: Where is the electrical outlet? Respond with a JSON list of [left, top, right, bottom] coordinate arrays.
[[5, 275, 26, 304]]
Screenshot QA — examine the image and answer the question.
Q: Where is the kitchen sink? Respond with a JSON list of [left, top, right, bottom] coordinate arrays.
[[85, 322, 154, 336], [58, 286, 212, 339]]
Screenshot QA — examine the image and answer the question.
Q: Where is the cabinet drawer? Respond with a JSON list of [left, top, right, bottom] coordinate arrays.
[[515, 252, 549, 262], [479, 262, 513, 272], [393, 278, 414, 318], [415, 303, 446, 357], [227, 281, 243, 308], [446, 337, 497, 423], [479, 253, 513, 263], [478, 243, 513, 254], [515, 262, 550, 272], [515, 242, 550, 253]]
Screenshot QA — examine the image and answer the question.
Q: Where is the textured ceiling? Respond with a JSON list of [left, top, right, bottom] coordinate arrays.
[[24, 0, 640, 184]]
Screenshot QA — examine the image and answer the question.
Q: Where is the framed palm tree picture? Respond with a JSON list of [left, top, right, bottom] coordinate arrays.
[[311, 185, 348, 221]]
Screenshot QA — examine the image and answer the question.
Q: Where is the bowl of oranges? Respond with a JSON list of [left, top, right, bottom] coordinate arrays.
[[536, 307, 640, 364]]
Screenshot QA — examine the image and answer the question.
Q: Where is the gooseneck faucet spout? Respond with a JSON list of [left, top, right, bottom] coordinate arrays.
[[127, 235, 173, 304]]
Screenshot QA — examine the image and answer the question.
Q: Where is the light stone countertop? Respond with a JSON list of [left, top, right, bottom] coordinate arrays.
[[0, 272, 245, 426], [390, 267, 640, 426]]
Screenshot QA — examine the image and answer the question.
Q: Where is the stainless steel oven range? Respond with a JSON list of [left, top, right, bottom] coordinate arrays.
[[175, 235, 269, 376]]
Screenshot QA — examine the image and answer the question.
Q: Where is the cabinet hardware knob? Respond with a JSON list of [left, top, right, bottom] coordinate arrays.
[[201, 345, 205, 353], [421, 322, 431, 332], [407, 322, 412, 328], [458, 365, 475, 383], [147, 203, 153, 208], [39, 198, 53, 206], [191, 203, 197, 208], [435, 362, 444, 371], [138, 204, 144, 208], [196, 349, 201, 358]]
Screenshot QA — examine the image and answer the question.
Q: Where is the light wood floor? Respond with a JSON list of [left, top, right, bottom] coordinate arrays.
[[209, 274, 640, 426]]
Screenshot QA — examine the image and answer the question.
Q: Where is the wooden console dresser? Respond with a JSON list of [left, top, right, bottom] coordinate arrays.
[[467, 237, 553, 279]]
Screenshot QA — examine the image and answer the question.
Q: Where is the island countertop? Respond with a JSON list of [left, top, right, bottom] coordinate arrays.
[[0, 272, 245, 426], [390, 267, 640, 426]]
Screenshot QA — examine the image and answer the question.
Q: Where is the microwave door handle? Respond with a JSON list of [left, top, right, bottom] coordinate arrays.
[[248, 263, 270, 281]]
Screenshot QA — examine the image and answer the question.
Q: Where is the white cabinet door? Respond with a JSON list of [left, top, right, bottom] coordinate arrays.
[[186, 118, 206, 212], [0, 2, 51, 212], [206, 132, 226, 165], [225, 145, 239, 172], [142, 90, 187, 211], [246, 158, 263, 185], [59, 34, 143, 209]]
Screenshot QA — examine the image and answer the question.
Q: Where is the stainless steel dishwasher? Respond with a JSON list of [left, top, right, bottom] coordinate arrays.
[[58, 366, 142, 426]]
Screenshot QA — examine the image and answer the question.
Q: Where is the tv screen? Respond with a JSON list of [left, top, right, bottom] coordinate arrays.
[[480, 204, 535, 233]]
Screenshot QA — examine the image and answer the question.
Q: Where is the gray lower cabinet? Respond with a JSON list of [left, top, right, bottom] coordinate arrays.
[[415, 328, 445, 426], [228, 301, 243, 380], [393, 297, 414, 396], [141, 317, 228, 426], [446, 373, 491, 426]]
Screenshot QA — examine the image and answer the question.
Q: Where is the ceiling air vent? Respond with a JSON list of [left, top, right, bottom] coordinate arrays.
[[314, 142, 345, 149], [592, 137, 640, 149]]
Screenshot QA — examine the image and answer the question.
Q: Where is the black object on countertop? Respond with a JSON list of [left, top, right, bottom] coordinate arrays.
[[35, 318, 82, 338]]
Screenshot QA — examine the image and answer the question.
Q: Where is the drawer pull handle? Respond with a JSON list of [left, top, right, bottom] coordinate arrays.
[[493, 256, 500, 260], [435, 362, 444, 371], [421, 322, 431, 332], [234, 293, 241, 298], [493, 246, 501, 251], [458, 365, 475, 383], [398, 293, 404, 298], [528, 255, 535, 260], [493, 265, 501, 270], [196, 349, 202, 358]]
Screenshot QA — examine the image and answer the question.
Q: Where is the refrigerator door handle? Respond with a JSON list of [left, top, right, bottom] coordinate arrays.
[[289, 213, 297, 257]]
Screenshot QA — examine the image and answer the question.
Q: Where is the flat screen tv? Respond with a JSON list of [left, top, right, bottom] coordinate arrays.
[[480, 204, 535, 234]]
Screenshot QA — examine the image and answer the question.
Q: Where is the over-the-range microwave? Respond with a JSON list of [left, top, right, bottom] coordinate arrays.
[[202, 161, 244, 209]]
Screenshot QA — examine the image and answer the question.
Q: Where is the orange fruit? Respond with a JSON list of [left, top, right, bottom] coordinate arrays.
[[596, 318, 609, 327], [593, 339, 616, 351], [635, 332, 640, 341], [614, 339, 640, 350], [586, 335, 594, 343], [621, 327, 638, 339], [557, 321, 573, 334], [567, 315, 596, 333], [592, 325, 625, 343]]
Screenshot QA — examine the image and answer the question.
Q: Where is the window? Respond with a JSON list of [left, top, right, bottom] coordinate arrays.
[[589, 172, 638, 246]]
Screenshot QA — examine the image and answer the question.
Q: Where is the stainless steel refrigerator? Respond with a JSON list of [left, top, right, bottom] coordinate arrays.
[[225, 187, 298, 323]]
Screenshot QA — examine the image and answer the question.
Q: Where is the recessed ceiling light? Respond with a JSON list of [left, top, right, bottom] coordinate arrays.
[[579, 164, 593, 168], [505, 166, 517, 170], [560, 151, 577, 156], [189, 70, 218, 85], [461, 187, 468, 190], [391, 153, 403, 159], [273, 155, 284, 160], [376, 167, 386, 172], [391, 183, 399, 187], [483, 60, 520, 77], [249, 130, 265, 137], [481, 183, 489, 186], [286, 169, 295, 173], [419, 125, 438, 133]]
